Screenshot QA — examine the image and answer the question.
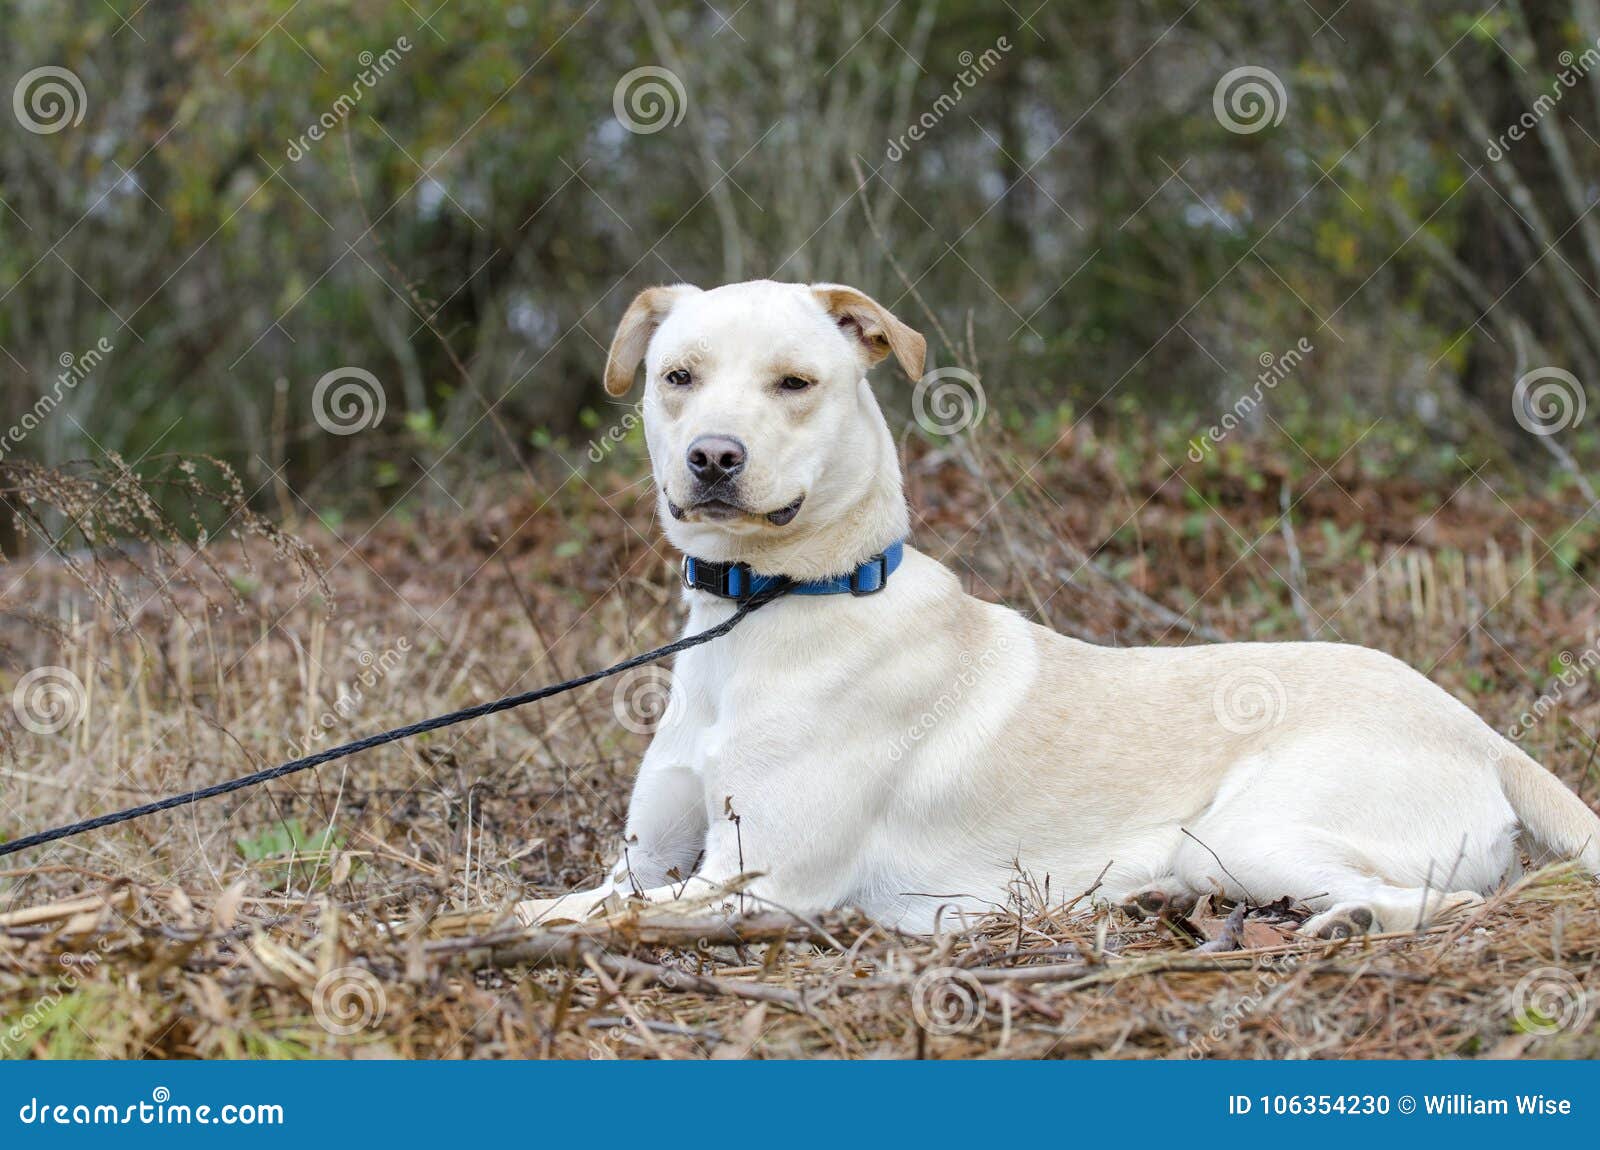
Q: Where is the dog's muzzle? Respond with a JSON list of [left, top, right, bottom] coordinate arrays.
[[667, 491, 805, 526]]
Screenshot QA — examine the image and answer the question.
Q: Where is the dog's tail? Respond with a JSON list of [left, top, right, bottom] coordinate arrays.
[[1496, 742, 1600, 874]]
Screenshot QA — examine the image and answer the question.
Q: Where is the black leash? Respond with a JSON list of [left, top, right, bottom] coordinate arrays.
[[0, 581, 792, 860]]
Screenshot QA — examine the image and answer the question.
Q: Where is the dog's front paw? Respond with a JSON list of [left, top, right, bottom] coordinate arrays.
[[516, 890, 610, 928], [515, 898, 568, 928], [1119, 883, 1198, 922]]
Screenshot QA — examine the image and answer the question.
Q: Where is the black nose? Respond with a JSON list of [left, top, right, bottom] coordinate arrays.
[[687, 435, 747, 484]]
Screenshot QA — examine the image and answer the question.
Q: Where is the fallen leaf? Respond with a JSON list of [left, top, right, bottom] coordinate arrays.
[[212, 879, 249, 933]]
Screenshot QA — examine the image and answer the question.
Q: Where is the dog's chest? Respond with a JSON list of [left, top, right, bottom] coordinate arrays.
[[670, 605, 882, 776]]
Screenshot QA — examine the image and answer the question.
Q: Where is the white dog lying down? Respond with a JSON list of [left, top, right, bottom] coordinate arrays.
[[517, 279, 1600, 936]]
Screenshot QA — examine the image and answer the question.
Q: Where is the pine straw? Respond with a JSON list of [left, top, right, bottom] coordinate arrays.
[[1, 866, 1595, 1058], [1, 436, 1598, 1059]]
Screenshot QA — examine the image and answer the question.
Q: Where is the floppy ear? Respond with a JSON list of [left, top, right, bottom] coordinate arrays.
[[604, 284, 699, 396], [810, 283, 926, 381]]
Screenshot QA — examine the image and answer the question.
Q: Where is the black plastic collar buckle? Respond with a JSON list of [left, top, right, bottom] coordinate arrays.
[[849, 552, 890, 595], [682, 556, 752, 600]]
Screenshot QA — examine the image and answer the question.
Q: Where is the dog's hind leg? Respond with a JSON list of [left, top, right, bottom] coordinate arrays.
[[1170, 822, 1487, 936], [1298, 886, 1482, 938], [1167, 738, 1513, 936]]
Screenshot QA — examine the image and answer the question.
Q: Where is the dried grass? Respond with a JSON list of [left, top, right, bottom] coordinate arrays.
[[1, 438, 1597, 1059]]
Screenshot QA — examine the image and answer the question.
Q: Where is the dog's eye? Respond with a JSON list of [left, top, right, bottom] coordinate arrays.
[[665, 369, 692, 387], [779, 375, 812, 392]]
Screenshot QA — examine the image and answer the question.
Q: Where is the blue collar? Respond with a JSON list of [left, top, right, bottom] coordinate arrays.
[[681, 540, 905, 600]]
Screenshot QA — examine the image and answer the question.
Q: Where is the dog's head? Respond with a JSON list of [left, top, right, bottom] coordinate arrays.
[[604, 280, 924, 578]]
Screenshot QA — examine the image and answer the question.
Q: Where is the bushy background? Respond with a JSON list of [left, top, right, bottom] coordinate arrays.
[[6, 0, 1600, 513]]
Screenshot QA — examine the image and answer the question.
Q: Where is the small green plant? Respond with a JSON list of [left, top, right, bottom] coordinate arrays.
[[234, 818, 348, 888]]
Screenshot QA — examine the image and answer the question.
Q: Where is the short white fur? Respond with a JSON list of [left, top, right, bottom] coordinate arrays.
[[519, 279, 1600, 936]]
